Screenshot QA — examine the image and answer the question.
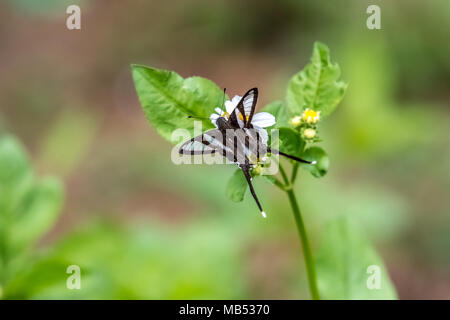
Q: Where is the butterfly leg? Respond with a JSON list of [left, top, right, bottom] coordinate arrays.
[[240, 165, 266, 218], [268, 148, 316, 164]]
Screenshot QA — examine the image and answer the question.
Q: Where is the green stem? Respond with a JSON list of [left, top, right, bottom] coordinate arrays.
[[276, 162, 320, 299], [278, 163, 290, 186], [286, 188, 320, 300], [271, 177, 287, 191], [291, 163, 299, 184]]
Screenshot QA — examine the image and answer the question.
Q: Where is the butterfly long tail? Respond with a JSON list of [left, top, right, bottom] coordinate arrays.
[[268, 148, 316, 164], [240, 166, 266, 218]]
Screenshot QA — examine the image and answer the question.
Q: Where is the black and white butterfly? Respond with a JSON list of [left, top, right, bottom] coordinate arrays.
[[179, 88, 314, 218]]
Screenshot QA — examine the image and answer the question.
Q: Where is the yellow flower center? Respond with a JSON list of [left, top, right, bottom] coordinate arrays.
[[302, 108, 320, 124], [221, 111, 229, 118], [238, 113, 249, 122]]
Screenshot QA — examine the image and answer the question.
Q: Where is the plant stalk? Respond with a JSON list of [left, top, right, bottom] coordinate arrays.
[[277, 162, 320, 300], [286, 188, 320, 300]]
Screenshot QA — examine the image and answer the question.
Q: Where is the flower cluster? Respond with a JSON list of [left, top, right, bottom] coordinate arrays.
[[290, 108, 321, 142]]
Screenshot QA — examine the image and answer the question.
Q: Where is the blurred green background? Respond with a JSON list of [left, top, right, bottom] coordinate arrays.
[[0, 0, 449, 299]]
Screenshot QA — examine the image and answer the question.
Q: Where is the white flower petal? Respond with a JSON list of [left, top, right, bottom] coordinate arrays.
[[210, 114, 219, 127], [224, 101, 235, 114], [231, 95, 241, 105], [251, 112, 276, 128], [215, 107, 223, 115]]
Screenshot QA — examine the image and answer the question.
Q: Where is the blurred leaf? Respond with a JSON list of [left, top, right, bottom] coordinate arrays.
[[298, 179, 410, 244], [0, 134, 63, 286], [11, 177, 63, 252], [286, 42, 347, 117], [300, 146, 328, 178], [38, 109, 97, 178], [0, 135, 33, 216], [262, 100, 289, 128], [226, 169, 247, 202], [0, 135, 33, 272], [316, 216, 397, 299], [3, 257, 77, 299], [131, 65, 225, 144], [4, 221, 248, 299], [278, 127, 305, 157]]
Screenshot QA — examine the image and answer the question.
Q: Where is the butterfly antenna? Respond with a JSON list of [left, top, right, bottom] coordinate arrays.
[[187, 115, 209, 120], [241, 166, 266, 218], [222, 88, 227, 108], [268, 148, 316, 164]]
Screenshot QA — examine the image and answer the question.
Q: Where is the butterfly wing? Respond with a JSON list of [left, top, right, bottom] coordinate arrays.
[[228, 102, 246, 128], [228, 88, 258, 129], [242, 88, 258, 126], [179, 128, 240, 160], [179, 129, 222, 155], [179, 127, 267, 217]]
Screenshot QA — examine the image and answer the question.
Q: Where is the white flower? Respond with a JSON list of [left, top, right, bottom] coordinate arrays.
[[209, 96, 236, 127], [302, 128, 316, 139], [290, 116, 302, 127], [210, 95, 276, 129]]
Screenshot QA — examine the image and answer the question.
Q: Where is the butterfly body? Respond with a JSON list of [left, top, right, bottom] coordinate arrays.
[[179, 88, 312, 218]]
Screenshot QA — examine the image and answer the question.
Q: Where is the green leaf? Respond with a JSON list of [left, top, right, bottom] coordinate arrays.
[[0, 135, 63, 283], [3, 257, 76, 299], [300, 146, 328, 178], [10, 177, 63, 252], [262, 100, 289, 128], [131, 65, 226, 144], [316, 216, 398, 299], [0, 135, 33, 217], [278, 127, 305, 158], [286, 42, 347, 117], [3, 220, 248, 299], [226, 169, 247, 202]]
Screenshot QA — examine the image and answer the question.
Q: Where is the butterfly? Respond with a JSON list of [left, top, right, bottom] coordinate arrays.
[[179, 88, 314, 218]]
